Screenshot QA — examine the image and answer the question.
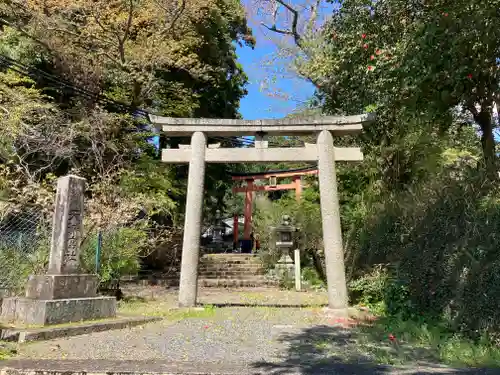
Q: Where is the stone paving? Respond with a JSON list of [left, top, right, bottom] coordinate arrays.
[[2, 287, 498, 374]]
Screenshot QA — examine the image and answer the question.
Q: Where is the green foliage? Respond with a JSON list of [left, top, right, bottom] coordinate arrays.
[[346, 163, 500, 338], [0, 243, 49, 296], [355, 315, 500, 367], [81, 226, 147, 283], [302, 266, 325, 290], [0, 0, 254, 284], [277, 270, 295, 290], [348, 265, 388, 307], [303, 0, 499, 176], [0, 341, 16, 360]]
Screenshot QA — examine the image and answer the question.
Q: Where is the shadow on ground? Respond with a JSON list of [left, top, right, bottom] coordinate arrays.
[[252, 325, 495, 374]]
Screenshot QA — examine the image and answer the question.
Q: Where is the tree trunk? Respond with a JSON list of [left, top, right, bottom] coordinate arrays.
[[474, 105, 497, 180]]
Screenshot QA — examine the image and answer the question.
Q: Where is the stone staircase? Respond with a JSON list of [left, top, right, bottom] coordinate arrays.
[[198, 254, 278, 288], [130, 254, 279, 288]]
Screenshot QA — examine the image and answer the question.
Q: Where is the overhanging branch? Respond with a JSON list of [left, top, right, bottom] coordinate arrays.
[[262, 0, 302, 48]]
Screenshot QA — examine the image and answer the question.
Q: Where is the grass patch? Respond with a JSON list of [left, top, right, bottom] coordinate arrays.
[[118, 299, 217, 321], [0, 341, 16, 360], [352, 316, 500, 367], [0, 316, 134, 330]]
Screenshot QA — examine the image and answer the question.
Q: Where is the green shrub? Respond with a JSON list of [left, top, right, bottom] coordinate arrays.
[[349, 167, 500, 338], [302, 266, 325, 289], [81, 226, 147, 284], [277, 269, 295, 290], [348, 264, 388, 307], [0, 236, 49, 295]]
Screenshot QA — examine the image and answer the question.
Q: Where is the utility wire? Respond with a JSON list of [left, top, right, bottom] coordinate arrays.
[[0, 54, 304, 149], [0, 54, 148, 116]]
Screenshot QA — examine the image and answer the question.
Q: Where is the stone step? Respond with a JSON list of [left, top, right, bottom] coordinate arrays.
[[200, 255, 262, 264], [202, 254, 259, 258], [198, 278, 279, 288], [199, 273, 269, 280], [199, 266, 265, 272], [200, 260, 263, 267], [199, 270, 267, 277], [200, 264, 264, 269]]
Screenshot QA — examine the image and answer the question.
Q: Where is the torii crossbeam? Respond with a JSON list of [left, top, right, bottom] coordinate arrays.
[[151, 114, 375, 315]]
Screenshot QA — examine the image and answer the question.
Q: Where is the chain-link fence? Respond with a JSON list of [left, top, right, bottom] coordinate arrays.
[[0, 206, 51, 297], [0, 199, 183, 297]]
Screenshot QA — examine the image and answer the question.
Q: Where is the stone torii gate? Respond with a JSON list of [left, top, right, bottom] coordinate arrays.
[[150, 114, 374, 315]]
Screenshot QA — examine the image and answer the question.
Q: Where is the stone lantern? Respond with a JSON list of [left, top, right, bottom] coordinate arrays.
[[213, 209, 224, 252], [273, 215, 302, 291]]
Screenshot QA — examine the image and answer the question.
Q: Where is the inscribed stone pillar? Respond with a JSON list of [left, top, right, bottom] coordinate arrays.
[[48, 175, 86, 274], [2, 174, 116, 325], [25, 175, 100, 300], [179, 131, 207, 308], [317, 130, 349, 313]]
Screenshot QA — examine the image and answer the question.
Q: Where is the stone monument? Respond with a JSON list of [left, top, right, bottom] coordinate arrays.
[[1, 175, 116, 325]]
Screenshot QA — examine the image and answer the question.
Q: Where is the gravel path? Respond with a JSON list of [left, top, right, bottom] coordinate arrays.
[[5, 288, 498, 374], [17, 308, 323, 363]]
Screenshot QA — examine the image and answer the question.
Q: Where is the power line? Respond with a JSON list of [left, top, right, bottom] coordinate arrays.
[[0, 54, 147, 116], [0, 54, 305, 149]]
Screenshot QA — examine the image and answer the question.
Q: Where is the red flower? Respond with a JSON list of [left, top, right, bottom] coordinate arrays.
[[443, 12, 448, 17], [370, 55, 375, 60], [367, 65, 373, 71], [388, 333, 396, 342], [363, 44, 369, 49], [467, 74, 473, 79], [203, 325, 209, 329], [362, 33, 367, 39], [376, 49, 382, 55]]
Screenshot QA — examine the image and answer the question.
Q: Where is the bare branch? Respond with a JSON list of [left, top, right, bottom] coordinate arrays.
[[261, 22, 295, 36], [116, 0, 135, 64], [307, 0, 321, 34], [260, 0, 302, 47]]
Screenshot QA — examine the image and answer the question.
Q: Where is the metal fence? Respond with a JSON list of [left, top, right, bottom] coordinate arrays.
[[0, 206, 51, 296]]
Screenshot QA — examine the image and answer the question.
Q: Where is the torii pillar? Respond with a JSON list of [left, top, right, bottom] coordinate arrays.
[[242, 179, 254, 253], [152, 114, 375, 312]]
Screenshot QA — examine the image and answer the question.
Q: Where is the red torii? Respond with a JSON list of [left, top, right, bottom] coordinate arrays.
[[230, 166, 318, 251]]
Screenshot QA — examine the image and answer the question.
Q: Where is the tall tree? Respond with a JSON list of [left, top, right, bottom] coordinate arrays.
[[0, 0, 255, 224], [0, 0, 254, 117], [301, 0, 500, 178]]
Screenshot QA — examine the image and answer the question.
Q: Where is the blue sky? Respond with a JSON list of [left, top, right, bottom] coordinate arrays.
[[236, 0, 339, 120], [237, 43, 315, 120], [235, 10, 315, 120]]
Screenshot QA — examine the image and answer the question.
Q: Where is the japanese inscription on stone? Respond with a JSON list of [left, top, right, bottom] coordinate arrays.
[[64, 209, 81, 268], [48, 175, 86, 274]]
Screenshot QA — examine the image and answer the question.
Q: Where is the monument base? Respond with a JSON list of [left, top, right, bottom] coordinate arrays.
[[1, 296, 116, 326], [25, 274, 98, 300]]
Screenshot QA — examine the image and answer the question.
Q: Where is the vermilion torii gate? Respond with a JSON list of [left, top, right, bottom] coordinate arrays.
[[230, 166, 319, 251], [150, 114, 374, 314]]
